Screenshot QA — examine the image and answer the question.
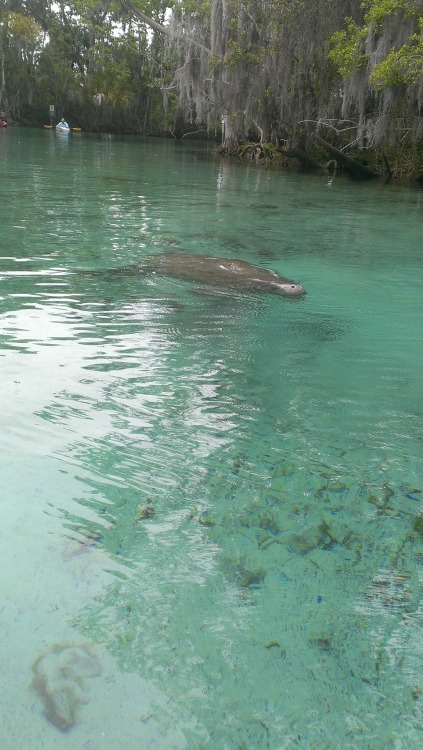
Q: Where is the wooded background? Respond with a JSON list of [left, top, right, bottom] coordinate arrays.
[[1, 1, 423, 171]]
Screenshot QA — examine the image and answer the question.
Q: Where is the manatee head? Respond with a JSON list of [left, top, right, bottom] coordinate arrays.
[[274, 282, 307, 298]]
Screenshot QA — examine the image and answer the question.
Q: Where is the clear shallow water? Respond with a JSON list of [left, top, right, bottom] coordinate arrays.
[[1, 127, 423, 748]]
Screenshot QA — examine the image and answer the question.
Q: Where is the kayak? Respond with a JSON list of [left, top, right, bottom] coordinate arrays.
[[56, 125, 70, 133]]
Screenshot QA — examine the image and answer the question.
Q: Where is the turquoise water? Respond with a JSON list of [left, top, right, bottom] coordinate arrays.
[[1, 127, 423, 749]]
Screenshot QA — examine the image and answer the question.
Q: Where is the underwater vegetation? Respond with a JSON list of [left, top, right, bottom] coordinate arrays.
[[31, 643, 101, 731]]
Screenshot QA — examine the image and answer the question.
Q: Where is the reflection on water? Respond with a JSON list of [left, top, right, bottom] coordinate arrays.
[[1, 129, 423, 749]]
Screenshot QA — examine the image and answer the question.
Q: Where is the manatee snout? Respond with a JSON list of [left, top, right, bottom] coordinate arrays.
[[276, 282, 307, 298]]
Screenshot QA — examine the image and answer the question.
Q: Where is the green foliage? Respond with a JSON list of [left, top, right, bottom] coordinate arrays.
[[329, 19, 368, 76], [330, 2, 423, 89], [223, 40, 261, 69], [88, 40, 134, 107], [363, 0, 420, 28], [1, 11, 43, 46], [173, 0, 211, 18], [370, 28, 423, 86], [0, 9, 45, 120], [1, 0, 422, 152]]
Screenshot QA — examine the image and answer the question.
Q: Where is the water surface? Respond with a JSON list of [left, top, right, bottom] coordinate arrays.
[[1, 127, 423, 749]]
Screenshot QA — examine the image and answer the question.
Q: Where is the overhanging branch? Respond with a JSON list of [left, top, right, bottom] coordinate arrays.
[[122, 1, 211, 54]]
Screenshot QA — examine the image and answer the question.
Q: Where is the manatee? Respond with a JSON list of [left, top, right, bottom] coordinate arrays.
[[144, 254, 306, 298]]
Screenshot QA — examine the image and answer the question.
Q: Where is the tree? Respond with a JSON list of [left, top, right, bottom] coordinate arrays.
[[0, 3, 45, 120], [329, 0, 423, 145], [160, 1, 364, 150], [1, 0, 422, 168]]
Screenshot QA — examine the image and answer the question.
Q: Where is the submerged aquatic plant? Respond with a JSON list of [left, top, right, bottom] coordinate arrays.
[[31, 643, 101, 730]]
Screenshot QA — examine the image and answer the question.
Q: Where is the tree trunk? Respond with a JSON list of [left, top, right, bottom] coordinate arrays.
[[213, 114, 242, 154], [280, 145, 321, 170], [312, 134, 379, 178]]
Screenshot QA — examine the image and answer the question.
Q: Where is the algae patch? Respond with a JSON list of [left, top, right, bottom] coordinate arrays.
[[31, 643, 101, 731]]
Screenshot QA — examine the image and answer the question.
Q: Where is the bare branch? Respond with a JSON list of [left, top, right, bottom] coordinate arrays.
[[181, 129, 208, 139]]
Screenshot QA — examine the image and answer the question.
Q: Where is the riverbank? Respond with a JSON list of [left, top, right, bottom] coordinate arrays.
[[215, 136, 423, 186]]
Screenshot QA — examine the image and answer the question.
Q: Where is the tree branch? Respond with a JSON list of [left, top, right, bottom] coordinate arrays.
[[122, 1, 211, 54], [312, 134, 379, 179]]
